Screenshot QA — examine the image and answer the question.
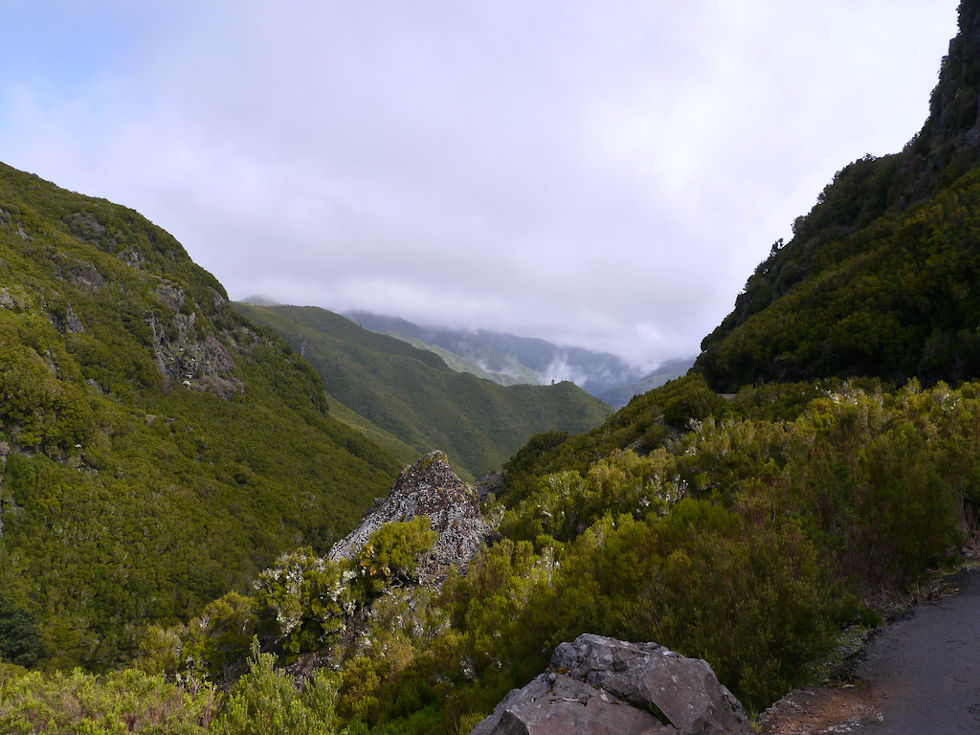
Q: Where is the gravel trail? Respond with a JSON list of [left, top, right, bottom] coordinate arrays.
[[760, 564, 980, 734]]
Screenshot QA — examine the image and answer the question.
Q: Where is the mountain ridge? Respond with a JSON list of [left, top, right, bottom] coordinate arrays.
[[345, 309, 690, 406], [695, 0, 980, 391], [0, 161, 401, 669], [235, 303, 613, 479]]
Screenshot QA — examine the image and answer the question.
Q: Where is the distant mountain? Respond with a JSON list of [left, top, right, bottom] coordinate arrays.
[[695, 0, 980, 392], [345, 310, 657, 399], [344, 311, 541, 386], [0, 161, 401, 669], [596, 357, 694, 408], [237, 304, 613, 480]]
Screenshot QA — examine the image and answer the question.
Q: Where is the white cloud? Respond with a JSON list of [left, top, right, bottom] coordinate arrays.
[[0, 0, 960, 366]]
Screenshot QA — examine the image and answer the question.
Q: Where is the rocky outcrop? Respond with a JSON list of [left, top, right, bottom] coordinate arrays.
[[329, 451, 492, 583], [471, 634, 752, 735], [146, 281, 242, 397]]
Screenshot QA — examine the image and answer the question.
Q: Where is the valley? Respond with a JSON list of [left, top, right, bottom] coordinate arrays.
[[1, 2, 980, 734], [234, 303, 612, 479]]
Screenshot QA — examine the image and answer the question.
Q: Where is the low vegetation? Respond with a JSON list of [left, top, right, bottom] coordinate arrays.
[[3, 3, 980, 731], [4, 378, 973, 733]]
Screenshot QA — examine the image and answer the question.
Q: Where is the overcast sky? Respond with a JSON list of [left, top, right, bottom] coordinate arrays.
[[0, 1, 960, 368]]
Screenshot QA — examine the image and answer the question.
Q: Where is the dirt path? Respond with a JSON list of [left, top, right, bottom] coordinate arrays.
[[760, 565, 980, 734]]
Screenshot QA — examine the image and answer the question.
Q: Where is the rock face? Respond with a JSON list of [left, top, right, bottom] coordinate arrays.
[[471, 634, 752, 735], [329, 451, 492, 583], [147, 282, 243, 397]]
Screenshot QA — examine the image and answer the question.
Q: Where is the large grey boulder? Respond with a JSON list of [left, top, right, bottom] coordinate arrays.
[[474, 673, 671, 735], [328, 451, 492, 584], [471, 634, 752, 735]]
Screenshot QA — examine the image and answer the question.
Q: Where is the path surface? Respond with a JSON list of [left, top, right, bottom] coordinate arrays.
[[760, 565, 980, 734]]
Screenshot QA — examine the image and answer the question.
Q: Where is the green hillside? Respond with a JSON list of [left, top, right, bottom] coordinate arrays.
[[389, 334, 533, 387], [234, 304, 612, 480], [695, 0, 980, 392], [0, 162, 401, 670], [5, 5, 980, 734]]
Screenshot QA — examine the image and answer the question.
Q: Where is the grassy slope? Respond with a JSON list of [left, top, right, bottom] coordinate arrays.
[[234, 304, 612, 480], [0, 162, 401, 669]]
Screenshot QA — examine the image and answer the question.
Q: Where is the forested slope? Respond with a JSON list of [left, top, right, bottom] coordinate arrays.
[[696, 0, 980, 391], [0, 162, 401, 669], [235, 304, 612, 479]]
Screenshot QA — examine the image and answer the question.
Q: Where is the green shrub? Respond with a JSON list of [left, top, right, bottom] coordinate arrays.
[[0, 596, 44, 668], [353, 517, 438, 596], [211, 642, 345, 735], [0, 666, 217, 734]]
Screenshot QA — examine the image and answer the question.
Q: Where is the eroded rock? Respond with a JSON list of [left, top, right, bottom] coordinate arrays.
[[145, 282, 242, 397], [472, 634, 752, 735], [48, 302, 85, 334], [329, 451, 492, 584]]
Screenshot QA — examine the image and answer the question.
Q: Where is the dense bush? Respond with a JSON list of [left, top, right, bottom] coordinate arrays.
[[210, 644, 349, 735], [0, 596, 45, 668], [697, 166, 980, 391], [5, 380, 975, 733], [0, 665, 217, 734]]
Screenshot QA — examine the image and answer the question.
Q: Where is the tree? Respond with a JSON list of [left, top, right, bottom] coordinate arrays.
[[0, 596, 44, 667]]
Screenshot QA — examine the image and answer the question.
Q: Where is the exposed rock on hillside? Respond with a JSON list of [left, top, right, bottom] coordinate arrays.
[[144, 281, 243, 397], [329, 451, 492, 583], [471, 633, 752, 735], [473, 469, 502, 503]]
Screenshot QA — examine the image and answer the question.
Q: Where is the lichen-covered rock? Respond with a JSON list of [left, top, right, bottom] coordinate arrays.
[[329, 451, 492, 583], [471, 634, 752, 735]]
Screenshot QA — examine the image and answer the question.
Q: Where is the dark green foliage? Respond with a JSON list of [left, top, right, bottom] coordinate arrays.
[[251, 550, 356, 658], [162, 521, 440, 666], [235, 304, 612, 480], [210, 643, 348, 735], [696, 0, 980, 394], [13, 379, 972, 733], [0, 161, 401, 670], [697, 169, 980, 390], [347, 493, 843, 724], [0, 597, 44, 668], [436, 380, 973, 724], [353, 517, 438, 596], [499, 450, 675, 543], [538, 504, 844, 711], [495, 429, 568, 506], [498, 374, 726, 502], [505, 381, 974, 592]]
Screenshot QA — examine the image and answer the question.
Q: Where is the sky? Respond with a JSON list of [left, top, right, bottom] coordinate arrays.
[[0, 1, 961, 369]]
